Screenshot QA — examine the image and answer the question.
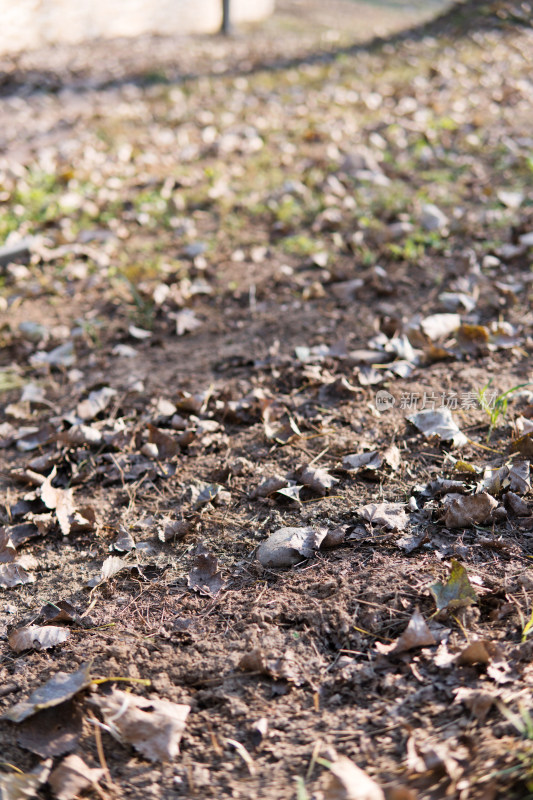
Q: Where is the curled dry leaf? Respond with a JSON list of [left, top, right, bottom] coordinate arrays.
[[76, 386, 116, 421], [376, 609, 436, 656], [357, 503, 408, 531], [252, 474, 290, 498], [3, 662, 92, 723], [323, 756, 385, 800], [454, 687, 496, 723], [481, 461, 530, 496], [188, 546, 223, 595], [40, 469, 76, 536], [91, 689, 190, 761], [0, 560, 37, 588], [293, 464, 338, 495], [408, 408, 467, 448], [504, 491, 530, 516], [420, 313, 461, 341], [9, 625, 70, 653], [442, 492, 498, 528], [48, 754, 105, 800], [87, 555, 129, 588], [256, 526, 328, 567], [58, 424, 103, 446], [0, 759, 52, 800], [343, 451, 382, 473]]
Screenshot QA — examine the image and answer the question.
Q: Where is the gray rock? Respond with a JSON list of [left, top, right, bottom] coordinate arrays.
[[419, 203, 448, 232]]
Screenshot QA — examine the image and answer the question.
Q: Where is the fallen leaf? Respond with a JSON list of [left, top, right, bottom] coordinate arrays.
[[420, 313, 461, 341], [504, 491, 530, 516], [147, 423, 180, 458], [113, 528, 136, 552], [343, 451, 382, 473], [76, 386, 116, 421], [128, 324, 152, 340], [511, 433, 533, 459], [357, 503, 408, 531], [58, 424, 103, 446], [256, 526, 327, 567], [455, 639, 501, 667], [30, 341, 76, 368], [443, 492, 498, 528], [17, 700, 83, 757], [455, 323, 490, 355], [408, 408, 467, 447], [293, 464, 338, 496], [3, 663, 92, 723], [252, 475, 290, 497], [91, 689, 190, 761], [0, 561, 36, 588], [40, 469, 76, 536], [173, 308, 203, 336], [323, 756, 385, 800], [0, 760, 52, 800], [429, 559, 478, 614], [193, 482, 223, 510], [9, 625, 70, 653], [454, 687, 495, 723], [86, 555, 129, 588], [188, 546, 223, 595], [376, 609, 436, 655], [0, 528, 17, 563], [48, 754, 104, 800], [481, 462, 530, 496]]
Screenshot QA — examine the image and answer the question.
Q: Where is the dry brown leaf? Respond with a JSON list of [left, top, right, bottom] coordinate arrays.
[[323, 756, 385, 800], [443, 492, 498, 528], [376, 609, 436, 655], [252, 474, 290, 498], [408, 408, 467, 448], [147, 423, 180, 458], [357, 502, 408, 531], [3, 663, 93, 723], [0, 759, 52, 800], [76, 386, 116, 421], [455, 639, 501, 666], [48, 754, 104, 800], [92, 689, 190, 761], [0, 560, 36, 588], [17, 700, 82, 757], [40, 469, 76, 536], [343, 451, 382, 472], [454, 687, 496, 723], [188, 546, 223, 595], [9, 625, 70, 653], [293, 464, 338, 496]]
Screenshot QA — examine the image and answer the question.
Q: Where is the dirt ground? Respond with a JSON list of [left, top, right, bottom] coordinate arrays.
[[1, 0, 533, 798]]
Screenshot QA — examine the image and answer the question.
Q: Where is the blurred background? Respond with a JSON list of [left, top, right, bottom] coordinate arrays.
[[0, 0, 451, 56]]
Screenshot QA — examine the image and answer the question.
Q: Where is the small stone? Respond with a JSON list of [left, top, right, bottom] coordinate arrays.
[[419, 203, 448, 232]]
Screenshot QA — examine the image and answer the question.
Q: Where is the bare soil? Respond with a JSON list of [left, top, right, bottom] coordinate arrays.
[[1, 1, 533, 798]]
